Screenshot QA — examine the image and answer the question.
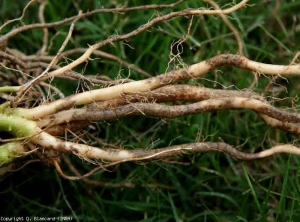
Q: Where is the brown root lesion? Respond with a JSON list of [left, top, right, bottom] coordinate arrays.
[[0, 0, 300, 180]]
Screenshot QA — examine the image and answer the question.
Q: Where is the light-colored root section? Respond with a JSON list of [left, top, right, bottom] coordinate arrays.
[[205, 54, 300, 75], [12, 54, 300, 120], [255, 144, 300, 158], [30, 131, 134, 162]]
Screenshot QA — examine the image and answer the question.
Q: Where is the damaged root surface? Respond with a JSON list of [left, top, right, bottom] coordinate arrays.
[[0, 0, 300, 181]]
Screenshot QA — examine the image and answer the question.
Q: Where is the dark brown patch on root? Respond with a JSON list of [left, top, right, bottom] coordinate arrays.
[[45, 120, 91, 136], [206, 54, 249, 71]]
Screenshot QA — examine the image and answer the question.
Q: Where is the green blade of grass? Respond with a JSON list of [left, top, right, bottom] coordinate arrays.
[[168, 192, 180, 222], [276, 156, 291, 221], [242, 164, 262, 214]]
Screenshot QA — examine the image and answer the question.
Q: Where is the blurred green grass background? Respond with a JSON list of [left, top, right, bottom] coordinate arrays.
[[1, 0, 300, 221]]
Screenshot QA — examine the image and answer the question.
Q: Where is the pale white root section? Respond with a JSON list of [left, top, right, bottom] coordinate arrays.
[[30, 131, 134, 161], [256, 145, 300, 158]]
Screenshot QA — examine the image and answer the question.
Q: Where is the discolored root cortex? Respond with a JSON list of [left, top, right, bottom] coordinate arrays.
[[1, 0, 300, 180], [2, 51, 300, 173]]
